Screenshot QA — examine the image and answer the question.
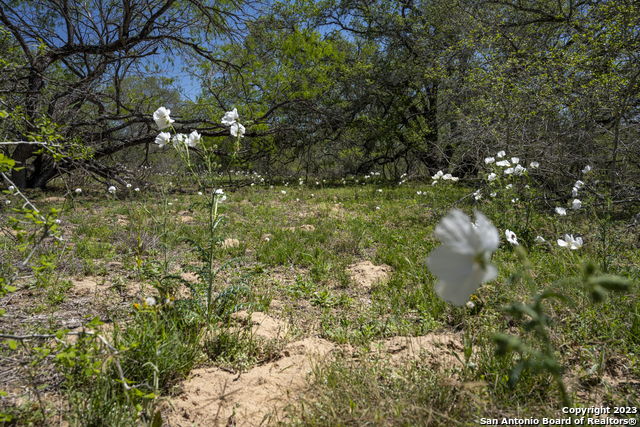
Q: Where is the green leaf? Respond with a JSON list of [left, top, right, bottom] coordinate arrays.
[[589, 275, 632, 292], [0, 153, 16, 172]]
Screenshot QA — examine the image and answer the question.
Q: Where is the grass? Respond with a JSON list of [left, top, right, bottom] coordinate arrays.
[[0, 177, 638, 425]]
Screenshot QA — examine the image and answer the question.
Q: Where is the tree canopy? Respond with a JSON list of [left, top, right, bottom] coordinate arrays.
[[1, 0, 638, 200]]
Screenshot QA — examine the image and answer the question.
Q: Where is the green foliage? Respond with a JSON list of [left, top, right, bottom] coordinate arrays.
[[493, 256, 633, 406]]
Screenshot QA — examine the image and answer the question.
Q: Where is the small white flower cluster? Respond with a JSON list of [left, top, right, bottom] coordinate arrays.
[[431, 170, 459, 186], [153, 107, 202, 149], [214, 188, 227, 202], [364, 172, 382, 180], [541, 166, 591, 249], [555, 166, 590, 215], [221, 108, 245, 138], [480, 151, 540, 201], [486, 151, 530, 176]]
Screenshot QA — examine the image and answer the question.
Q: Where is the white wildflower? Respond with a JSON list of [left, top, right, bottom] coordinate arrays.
[[505, 229, 518, 245], [571, 199, 582, 210], [427, 210, 499, 306], [154, 132, 171, 148], [557, 234, 583, 250], [153, 107, 174, 130]]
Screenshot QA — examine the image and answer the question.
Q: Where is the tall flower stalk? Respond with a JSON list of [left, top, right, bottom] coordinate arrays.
[[150, 107, 239, 324]]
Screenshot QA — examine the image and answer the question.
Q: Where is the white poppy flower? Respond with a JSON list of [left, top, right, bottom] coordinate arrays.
[[126, 183, 132, 189], [466, 301, 476, 309], [530, 161, 540, 168], [154, 132, 171, 148], [582, 165, 592, 174], [473, 189, 482, 200], [484, 157, 495, 164], [230, 122, 245, 138], [281, 190, 286, 194], [497, 151, 506, 158], [74, 188, 82, 194], [505, 229, 518, 245], [450, 177, 460, 182], [187, 130, 201, 147], [490, 192, 497, 197], [504, 168, 514, 175], [571, 199, 582, 210], [108, 186, 116, 194], [535, 235, 546, 243], [145, 296, 157, 306], [574, 180, 585, 189], [432, 170, 444, 180], [427, 209, 499, 306], [511, 157, 520, 164], [557, 234, 583, 250], [134, 187, 140, 192], [153, 107, 174, 130], [513, 164, 526, 175], [572, 187, 579, 197], [496, 160, 511, 167], [555, 207, 567, 216], [215, 188, 224, 195], [221, 108, 239, 126], [487, 173, 497, 181]]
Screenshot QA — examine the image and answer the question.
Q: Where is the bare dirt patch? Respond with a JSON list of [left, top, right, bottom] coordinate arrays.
[[328, 203, 349, 219], [283, 224, 315, 232], [163, 331, 465, 427], [178, 210, 195, 223], [231, 311, 289, 340], [220, 238, 241, 249], [115, 214, 129, 226], [70, 276, 151, 299], [346, 261, 393, 289], [164, 337, 335, 427], [371, 333, 464, 369]]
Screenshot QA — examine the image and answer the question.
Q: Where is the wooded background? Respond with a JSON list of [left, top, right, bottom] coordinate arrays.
[[1, 0, 638, 201]]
